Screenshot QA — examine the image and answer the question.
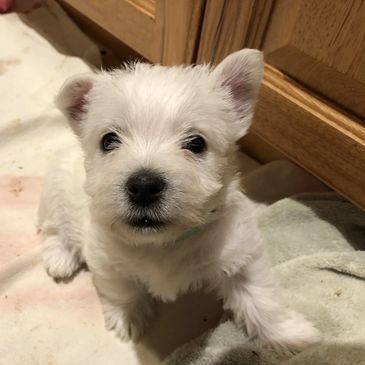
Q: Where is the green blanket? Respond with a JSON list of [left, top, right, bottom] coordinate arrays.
[[164, 193, 365, 365]]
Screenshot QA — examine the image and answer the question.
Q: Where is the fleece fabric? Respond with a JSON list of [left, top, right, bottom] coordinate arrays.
[[164, 193, 365, 365]]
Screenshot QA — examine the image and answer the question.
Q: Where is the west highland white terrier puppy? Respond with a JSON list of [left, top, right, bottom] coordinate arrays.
[[38, 49, 320, 351]]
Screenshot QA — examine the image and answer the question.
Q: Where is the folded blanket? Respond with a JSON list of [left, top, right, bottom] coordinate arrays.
[[164, 193, 365, 365]]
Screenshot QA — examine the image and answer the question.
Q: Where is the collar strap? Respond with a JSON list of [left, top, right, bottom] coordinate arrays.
[[173, 224, 208, 244]]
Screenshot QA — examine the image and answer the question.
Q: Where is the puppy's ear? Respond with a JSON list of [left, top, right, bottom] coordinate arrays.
[[55, 74, 95, 136], [212, 49, 263, 137]]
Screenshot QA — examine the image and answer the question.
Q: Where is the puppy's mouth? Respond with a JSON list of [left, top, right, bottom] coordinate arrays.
[[128, 216, 167, 232]]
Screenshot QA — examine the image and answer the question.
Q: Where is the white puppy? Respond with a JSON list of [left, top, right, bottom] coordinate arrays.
[[38, 49, 320, 351]]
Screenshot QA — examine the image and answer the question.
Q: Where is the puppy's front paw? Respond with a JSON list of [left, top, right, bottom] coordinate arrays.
[[42, 236, 83, 280], [261, 311, 321, 352], [103, 303, 146, 342]]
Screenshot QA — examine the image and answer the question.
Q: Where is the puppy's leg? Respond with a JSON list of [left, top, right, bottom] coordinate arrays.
[[219, 253, 321, 352], [39, 149, 86, 280], [93, 274, 156, 342], [42, 235, 84, 280]]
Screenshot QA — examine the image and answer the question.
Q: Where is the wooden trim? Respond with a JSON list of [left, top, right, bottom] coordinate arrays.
[[253, 65, 365, 209], [266, 45, 365, 121], [125, 0, 156, 19]]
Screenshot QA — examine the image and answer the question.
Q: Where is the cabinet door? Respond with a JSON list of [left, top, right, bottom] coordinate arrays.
[[61, 0, 205, 65], [197, 0, 365, 209]]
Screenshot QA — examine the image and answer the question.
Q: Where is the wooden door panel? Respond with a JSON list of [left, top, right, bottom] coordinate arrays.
[[263, 0, 365, 119], [63, 0, 160, 62], [61, 0, 205, 65], [196, 0, 365, 209]]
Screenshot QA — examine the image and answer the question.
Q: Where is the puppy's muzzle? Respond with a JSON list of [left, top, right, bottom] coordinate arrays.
[[126, 169, 166, 207]]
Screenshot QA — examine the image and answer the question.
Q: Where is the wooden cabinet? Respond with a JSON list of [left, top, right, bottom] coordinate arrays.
[[196, 0, 365, 209], [263, 0, 365, 120], [61, 0, 205, 65], [60, 0, 365, 209]]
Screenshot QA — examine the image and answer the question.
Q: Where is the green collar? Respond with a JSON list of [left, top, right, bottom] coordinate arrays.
[[173, 224, 208, 244]]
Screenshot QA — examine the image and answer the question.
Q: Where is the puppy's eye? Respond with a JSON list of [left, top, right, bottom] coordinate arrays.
[[101, 132, 121, 152], [183, 135, 206, 154]]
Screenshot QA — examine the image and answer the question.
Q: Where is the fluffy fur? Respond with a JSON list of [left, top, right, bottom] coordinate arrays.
[[38, 49, 320, 351]]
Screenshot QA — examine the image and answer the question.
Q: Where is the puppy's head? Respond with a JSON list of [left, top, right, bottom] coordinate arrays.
[[56, 49, 263, 245]]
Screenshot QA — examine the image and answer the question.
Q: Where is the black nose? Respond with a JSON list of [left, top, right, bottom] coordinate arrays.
[[126, 170, 166, 207]]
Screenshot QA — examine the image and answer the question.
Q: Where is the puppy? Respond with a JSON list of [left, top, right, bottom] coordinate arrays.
[[38, 49, 320, 351]]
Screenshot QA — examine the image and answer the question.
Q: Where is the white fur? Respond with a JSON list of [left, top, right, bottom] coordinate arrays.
[[39, 49, 320, 351]]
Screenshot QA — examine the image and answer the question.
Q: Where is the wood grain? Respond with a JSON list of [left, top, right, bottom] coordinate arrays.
[[263, 0, 365, 119], [61, 0, 204, 65], [196, 0, 273, 64], [160, 0, 205, 65], [253, 66, 365, 209], [62, 0, 160, 62]]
